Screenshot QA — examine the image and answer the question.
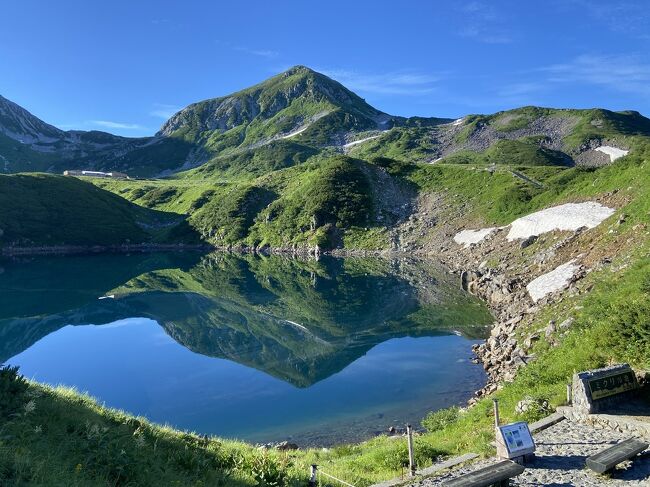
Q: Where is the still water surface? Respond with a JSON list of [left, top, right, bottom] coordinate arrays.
[[1, 252, 490, 445]]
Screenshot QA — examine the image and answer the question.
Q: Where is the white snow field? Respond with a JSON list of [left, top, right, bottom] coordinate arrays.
[[595, 145, 629, 162], [453, 228, 498, 248], [506, 202, 615, 241], [526, 261, 581, 302]]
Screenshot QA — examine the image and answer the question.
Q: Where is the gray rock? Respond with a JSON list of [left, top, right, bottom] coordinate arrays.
[[523, 332, 540, 350], [558, 317, 575, 330], [545, 320, 556, 338], [275, 441, 299, 451], [515, 397, 549, 415], [520, 235, 538, 249]]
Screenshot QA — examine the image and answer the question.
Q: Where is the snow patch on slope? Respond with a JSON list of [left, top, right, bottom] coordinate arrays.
[[527, 261, 580, 302], [507, 202, 615, 241], [595, 146, 629, 162], [453, 228, 498, 248]]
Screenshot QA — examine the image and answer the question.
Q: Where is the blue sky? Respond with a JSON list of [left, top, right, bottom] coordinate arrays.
[[2, 0, 649, 136]]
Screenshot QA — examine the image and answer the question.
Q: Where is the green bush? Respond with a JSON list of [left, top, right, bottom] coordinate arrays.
[[0, 365, 28, 418], [250, 452, 290, 487]]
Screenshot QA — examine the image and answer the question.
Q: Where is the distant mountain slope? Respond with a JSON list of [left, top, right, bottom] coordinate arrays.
[[349, 106, 650, 166], [4, 68, 647, 179], [160, 65, 391, 141], [0, 95, 194, 176], [0, 94, 64, 143], [0, 67, 449, 177]]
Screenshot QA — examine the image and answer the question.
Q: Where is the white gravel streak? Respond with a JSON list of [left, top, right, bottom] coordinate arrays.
[[453, 228, 498, 248], [343, 134, 382, 149], [507, 202, 615, 241], [595, 145, 629, 162], [527, 260, 580, 302], [451, 118, 464, 126], [279, 110, 332, 140], [280, 124, 311, 139]]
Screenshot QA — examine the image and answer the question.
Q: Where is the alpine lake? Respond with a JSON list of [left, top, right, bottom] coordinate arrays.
[[0, 252, 491, 446]]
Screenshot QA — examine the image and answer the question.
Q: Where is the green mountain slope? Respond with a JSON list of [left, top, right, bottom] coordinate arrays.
[[159, 66, 391, 144], [0, 174, 196, 248], [349, 106, 650, 166], [3, 66, 650, 253]]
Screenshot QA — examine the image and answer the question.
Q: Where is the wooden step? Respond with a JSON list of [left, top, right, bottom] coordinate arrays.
[[442, 460, 524, 487], [585, 437, 649, 474]]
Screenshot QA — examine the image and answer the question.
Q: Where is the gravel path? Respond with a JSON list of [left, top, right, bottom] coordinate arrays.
[[413, 419, 650, 486]]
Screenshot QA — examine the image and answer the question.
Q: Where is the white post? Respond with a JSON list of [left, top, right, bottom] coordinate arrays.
[[407, 424, 416, 477], [493, 399, 500, 428], [309, 464, 317, 487]]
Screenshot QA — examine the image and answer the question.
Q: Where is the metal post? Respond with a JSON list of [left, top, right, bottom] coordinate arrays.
[[566, 383, 572, 405], [406, 424, 416, 477], [309, 464, 317, 487], [493, 399, 500, 428]]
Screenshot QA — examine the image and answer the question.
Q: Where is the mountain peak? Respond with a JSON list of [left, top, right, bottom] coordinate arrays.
[[157, 66, 387, 140], [282, 65, 316, 76]]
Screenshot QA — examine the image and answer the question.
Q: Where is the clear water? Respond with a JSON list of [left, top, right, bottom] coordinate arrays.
[[0, 252, 490, 446]]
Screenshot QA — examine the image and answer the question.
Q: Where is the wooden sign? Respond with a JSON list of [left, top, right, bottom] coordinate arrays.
[[496, 422, 535, 459], [588, 370, 637, 400]]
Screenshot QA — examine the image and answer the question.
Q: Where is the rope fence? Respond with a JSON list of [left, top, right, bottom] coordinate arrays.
[[318, 469, 356, 487], [308, 425, 417, 486], [308, 423, 419, 486]]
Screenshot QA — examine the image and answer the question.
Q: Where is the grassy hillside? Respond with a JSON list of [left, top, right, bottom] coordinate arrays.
[[0, 368, 306, 486], [351, 106, 648, 167], [93, 155, 379, 250], [186, 140, 320, 179], [0, 174, 195, 248]]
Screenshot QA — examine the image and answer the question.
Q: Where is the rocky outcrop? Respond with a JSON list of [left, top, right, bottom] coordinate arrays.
[[433, 213, 609, 400]]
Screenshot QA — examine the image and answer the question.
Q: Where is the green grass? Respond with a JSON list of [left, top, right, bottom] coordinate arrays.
[[185, 141, 319, 180], [91, 156, 378, 250], [0, 174, 194, 248], [0, 368, 306, 486], [350, 127, 437, 162], [245, 157, 374, 248]]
